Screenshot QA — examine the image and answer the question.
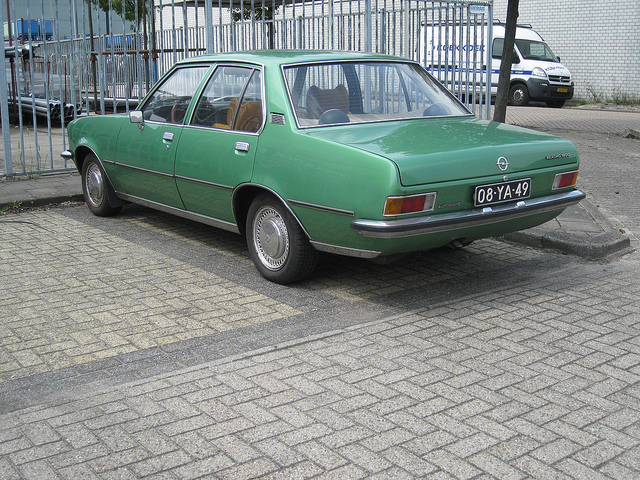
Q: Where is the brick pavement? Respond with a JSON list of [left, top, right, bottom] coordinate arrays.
[[1, 203, 639, 479]]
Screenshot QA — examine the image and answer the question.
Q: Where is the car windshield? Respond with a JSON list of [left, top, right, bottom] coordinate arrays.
[[514, 39, 558, 62], [283, 60, 470, 127]]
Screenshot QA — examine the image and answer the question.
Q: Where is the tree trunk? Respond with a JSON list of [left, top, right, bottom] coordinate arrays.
[[493, 0, 519, 123]]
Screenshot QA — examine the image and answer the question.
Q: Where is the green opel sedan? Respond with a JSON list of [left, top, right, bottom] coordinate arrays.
[[62, 50, 585, 284]]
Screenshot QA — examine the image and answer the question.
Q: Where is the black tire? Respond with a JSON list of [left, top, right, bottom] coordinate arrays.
[[81, 153, 122, 217], [246, 193, 318, 284], [508, 84, 530, 106], [546, 99, 565, 108]]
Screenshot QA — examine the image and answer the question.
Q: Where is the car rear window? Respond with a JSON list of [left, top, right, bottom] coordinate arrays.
[[283, 60, 470, 127]]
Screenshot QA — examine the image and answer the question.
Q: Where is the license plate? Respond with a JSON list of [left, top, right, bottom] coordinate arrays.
[[557, 88, 568, 93], [474, 179, 531, 207]]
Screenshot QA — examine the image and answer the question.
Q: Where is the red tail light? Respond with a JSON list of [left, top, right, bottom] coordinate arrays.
[[384, 193, 437, 216], [553, 171, 579, 190]]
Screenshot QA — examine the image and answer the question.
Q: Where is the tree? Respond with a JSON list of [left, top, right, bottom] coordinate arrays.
[[85, 0, 148, 26], [232, 5, 278, 49], [493, 0, 519, 123]]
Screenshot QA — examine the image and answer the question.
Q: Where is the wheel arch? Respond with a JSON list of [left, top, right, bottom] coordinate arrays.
[[509, 79, 528, 91], [73, 145, 100, 174], [232, 184, 311, 240], [77, 146, 124, 210]]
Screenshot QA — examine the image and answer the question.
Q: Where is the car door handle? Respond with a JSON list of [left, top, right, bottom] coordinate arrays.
[[235, 141, 250, 152], [163, 132, 174, 141]]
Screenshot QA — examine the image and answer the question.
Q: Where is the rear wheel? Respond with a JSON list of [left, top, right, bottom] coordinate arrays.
[[81, 153, 122, 217], [246, 193, 318, 284], [509, 84, 530, 106]]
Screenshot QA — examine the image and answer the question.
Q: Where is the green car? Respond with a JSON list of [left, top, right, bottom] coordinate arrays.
[[62, 51, 584, 284]]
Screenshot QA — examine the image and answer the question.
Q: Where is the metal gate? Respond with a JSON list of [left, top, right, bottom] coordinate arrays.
[[2, 0, 492, 179]]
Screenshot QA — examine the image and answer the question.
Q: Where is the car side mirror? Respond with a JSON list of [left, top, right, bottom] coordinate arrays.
[[556, 56, 561, 62], [129, 110, 143, 124], [512, 53, 520, 64]]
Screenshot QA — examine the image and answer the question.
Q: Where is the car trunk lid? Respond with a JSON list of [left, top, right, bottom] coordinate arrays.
[[305, 117, 579, 186]]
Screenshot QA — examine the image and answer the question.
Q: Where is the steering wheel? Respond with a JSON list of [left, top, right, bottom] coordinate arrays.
[[423, 103, 450, 117], [193, 100, 218, 126], [170, 100, 188, 124]]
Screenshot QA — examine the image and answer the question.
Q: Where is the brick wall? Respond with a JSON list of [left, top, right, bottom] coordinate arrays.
[[492, 0, 640, 102]]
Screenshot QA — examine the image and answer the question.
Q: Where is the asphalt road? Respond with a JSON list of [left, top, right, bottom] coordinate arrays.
[[0, 106, 639, 479]]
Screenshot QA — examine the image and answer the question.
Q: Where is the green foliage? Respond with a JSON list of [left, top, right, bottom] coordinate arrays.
[[1, 201, 23, 214], [85, 0, 148, 24], [232, 6, 275, 23], [586, 84, 639, 106]]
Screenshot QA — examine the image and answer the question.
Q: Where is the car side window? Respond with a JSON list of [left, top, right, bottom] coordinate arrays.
[[141, 66, 209, 124], [191, 66, 263, 133]]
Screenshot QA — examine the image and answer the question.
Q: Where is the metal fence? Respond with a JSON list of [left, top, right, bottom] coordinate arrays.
[[2, 0, 492, 178]]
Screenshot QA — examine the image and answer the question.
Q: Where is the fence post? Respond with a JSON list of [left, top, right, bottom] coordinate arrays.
[[402, 0, 410, 59], [486, 3, 493, 120], [205, 0, 214, 53], [365, 0, 372, 52], [297, 17, 303, 49], [328, 0, 334, 50], [0, 2, 14, 177]]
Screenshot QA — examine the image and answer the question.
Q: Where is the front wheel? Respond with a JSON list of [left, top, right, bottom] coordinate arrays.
[[81, 153, 122, 217], [509, 84, 530, 106], [246, 193, 318, 284]]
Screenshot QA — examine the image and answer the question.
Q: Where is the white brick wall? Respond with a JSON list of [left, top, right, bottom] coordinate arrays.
[[492, 0, 640, 102]]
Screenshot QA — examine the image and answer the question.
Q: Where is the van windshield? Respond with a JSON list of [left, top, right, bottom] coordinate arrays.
[[514, 39, 558, 62]]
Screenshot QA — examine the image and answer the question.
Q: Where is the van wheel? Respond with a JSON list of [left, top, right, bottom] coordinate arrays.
[[546, 99, 565, 108], [509, 84, 529, 106], [246, 193, 318, 284]]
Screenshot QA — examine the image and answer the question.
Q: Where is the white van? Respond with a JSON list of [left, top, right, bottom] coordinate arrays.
[[421, 23, 574, 108]]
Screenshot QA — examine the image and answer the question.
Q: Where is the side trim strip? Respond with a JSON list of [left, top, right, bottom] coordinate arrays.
[[351, 190, 586, 239], [116, 193, 240, 234], [288, 199, 355, 217], [103, 160, 174, 179], [175, 175, 233, 190]]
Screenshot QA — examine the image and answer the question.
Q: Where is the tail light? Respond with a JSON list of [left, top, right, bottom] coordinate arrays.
[[553, 171, 579, 190], [384, 193, 437, 216]]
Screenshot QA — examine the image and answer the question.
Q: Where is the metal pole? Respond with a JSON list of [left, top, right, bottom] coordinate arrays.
[[205, 0, 214, 53], [402, 0, 410, 59], [0, 0, 13, 177], [365, 0, 372, 52], [328, 0, 334, 50], [486, 1, 493, 120]]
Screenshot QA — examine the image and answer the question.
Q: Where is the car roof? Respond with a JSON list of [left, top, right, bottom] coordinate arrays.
[[175, 50, 407, 68]]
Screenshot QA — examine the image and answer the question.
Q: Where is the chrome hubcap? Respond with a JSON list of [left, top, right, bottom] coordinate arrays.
[[86, 163, 104, 207], [513, 89, 524, 103], [253, 206, 289, 271]]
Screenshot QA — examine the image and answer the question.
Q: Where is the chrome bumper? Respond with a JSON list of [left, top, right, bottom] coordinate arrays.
[[351, 190, 586, 239]]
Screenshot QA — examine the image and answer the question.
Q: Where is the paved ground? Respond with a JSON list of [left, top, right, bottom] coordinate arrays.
[[0, 106, 639, 479]]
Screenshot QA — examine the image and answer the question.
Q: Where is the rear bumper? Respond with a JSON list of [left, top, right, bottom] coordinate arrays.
[[351, 189, 585, 239]]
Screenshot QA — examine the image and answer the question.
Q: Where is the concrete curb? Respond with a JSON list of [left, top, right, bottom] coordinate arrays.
[[0, 172, 83, 211], [503, 199, 632, 259]]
